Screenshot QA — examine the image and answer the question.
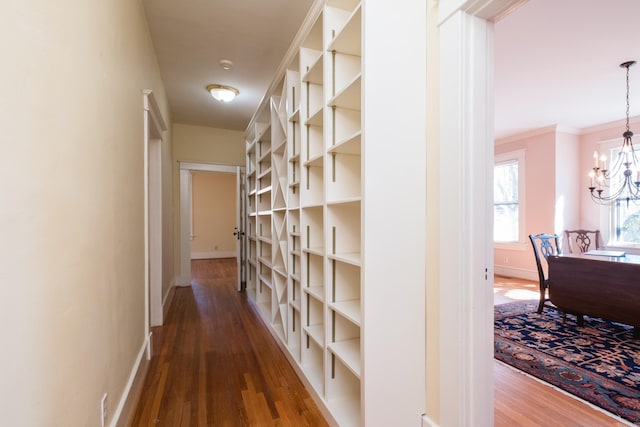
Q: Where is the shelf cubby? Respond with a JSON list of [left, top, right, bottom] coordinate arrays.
[[257, 215, 272, 240], [302, 53, 324, 86], [327, 3, 362, 57], [247, 215, 256, 237], [328, 74, 361, 111], [305, 124, 324, 162], [272, 270, 288, 339], [288, 304, 301, 361], [304, 251, 325, 301], [256, 190, 270, 213], [286, 68, 301, 120], [302, 206, 324, 253], [306, 292, 325, 330], [258, 240, 272, 266], [246, 262, 256, 293], [327, 202, 361, 265], [330, 108, 361, 149], [330, 260, 360, 306], [256, 275, 272, 317], [305, 86, 324, 127], [301, 335, 324, 395], [272, 211, 287, 274], [327, 151, 361, 202], [326, 358, 361, 427], [302, 164, 324, 207], [300, 9, 323, 50]]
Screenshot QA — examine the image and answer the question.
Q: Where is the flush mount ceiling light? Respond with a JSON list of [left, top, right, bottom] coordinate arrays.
[[207, 84, 239, 103]]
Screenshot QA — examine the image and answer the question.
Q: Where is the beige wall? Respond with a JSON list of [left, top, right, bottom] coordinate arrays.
[[0, 1, 172, 426], [172, 123, 245, 273], [190, 172, 237, 257]]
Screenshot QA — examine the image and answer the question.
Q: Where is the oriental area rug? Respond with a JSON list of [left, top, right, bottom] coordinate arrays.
[[494, 300, 640, 425]]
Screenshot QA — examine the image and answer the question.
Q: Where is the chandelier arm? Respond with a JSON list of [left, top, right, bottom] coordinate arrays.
[[588, 60, 640, 204]]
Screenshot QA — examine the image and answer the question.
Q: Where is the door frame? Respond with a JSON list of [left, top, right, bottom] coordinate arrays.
[[434, 1, 527, 426], [178, 162, 244, 286], [143, 90, 167, 341]]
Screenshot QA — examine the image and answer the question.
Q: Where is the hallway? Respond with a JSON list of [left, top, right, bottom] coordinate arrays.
[[131, 258, 328, 426]]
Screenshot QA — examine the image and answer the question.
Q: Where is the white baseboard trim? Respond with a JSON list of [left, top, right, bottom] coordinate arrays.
[[494, 265, 537, 281], [163, 282, 176, 320], [112, 333, 151, 427], [422, 414, 440, 427], [190, 251, 236, 260], [175, 274, 191, 287]]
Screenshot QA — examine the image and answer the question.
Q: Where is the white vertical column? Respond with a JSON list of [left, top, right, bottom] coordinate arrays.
[[362, 1, 427, 425], [438, 8, 495, 427]]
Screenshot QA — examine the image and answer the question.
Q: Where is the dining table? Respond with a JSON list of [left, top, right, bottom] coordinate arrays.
[[547, 250, 640, 338]]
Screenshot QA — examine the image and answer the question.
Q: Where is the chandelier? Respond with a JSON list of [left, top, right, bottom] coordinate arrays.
[[589, 61, 640, 204]]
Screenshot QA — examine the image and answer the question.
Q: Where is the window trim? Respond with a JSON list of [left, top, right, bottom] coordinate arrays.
[[597, 137, 640, 249], [494, 149, 526, 250]]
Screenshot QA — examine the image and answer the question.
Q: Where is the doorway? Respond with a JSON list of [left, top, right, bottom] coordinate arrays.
[[178, 162, 245, 291], [143, 90, 167, 336], [435, 1, 527, 425]]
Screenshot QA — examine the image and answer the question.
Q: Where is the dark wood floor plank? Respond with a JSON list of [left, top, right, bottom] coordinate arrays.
[[129, 258, 328, 427]]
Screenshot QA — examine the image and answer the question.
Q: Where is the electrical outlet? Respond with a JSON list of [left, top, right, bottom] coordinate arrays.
[[101, 393, 108, 427]]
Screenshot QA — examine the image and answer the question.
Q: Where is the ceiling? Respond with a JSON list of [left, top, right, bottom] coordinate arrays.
[[143, 0, 640, 138], [495, 0, 640, 140], [142, 0, 314, 131]]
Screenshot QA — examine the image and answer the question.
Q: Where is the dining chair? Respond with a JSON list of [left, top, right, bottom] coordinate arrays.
[[529, 233, 561, 314], [564, 229, 601, 254]]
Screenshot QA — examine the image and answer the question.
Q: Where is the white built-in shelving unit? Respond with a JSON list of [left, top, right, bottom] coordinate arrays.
[[244, 1, 425, 425]]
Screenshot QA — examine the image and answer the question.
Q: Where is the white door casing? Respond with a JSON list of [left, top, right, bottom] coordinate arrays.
[[435, 1, 527, 426], [143, 90, 167, 341], [178, 162, 244, 287]]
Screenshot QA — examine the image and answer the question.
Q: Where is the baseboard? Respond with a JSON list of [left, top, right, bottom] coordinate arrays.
[[113, 334, 151, 427], [163, 282, 176, 320], [494, 265, 537, 281], [175, 274, 191, 287], [190, 251, 236, 260], [422, 414, 440, 427]]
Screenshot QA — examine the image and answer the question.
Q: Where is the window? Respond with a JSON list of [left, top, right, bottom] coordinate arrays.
[[494, 150, 525, 244], [607, 143, 640, 245]]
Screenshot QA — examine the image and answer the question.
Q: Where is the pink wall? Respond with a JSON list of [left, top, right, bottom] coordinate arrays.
[[495, 129, 556, 278], [494, 116, 640, 279]]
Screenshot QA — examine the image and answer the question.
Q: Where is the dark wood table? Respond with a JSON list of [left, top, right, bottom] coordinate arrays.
[[547, 252, 640, 337]]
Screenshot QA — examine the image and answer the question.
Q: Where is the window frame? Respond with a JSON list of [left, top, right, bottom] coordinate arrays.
[[597, 138, 640, 249], [494, 149, 526, 250]]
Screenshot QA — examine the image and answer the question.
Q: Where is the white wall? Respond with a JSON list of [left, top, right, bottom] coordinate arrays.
[[0, 1, 171, 425]]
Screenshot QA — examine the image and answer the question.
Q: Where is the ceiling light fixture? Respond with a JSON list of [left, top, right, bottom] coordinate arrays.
[[207, 84, 239, 103], [589, 61, 640, 204]]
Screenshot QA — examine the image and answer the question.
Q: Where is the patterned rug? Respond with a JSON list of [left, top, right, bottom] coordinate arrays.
[[494, 300, 640, 425]]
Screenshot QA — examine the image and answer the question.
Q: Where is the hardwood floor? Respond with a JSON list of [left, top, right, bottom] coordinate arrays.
[[130, 258, 328, 426], [130, 264, 629, 426], [493, 275, 629, 427]]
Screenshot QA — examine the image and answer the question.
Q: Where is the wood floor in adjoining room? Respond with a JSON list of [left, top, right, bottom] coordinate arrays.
[[130, 258, 328, 427], [493, 275, 629, 427]]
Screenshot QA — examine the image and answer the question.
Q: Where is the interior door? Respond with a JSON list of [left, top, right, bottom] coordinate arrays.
[[235, 166, 246, 291]]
